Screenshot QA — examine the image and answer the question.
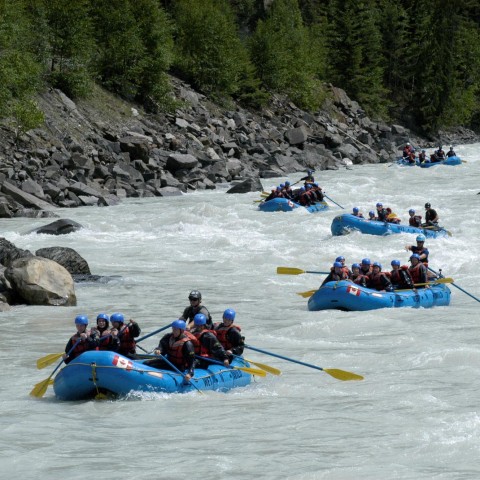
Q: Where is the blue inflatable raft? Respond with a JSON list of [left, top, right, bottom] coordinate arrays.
[[53, 351, 252, 400], [396, 156, 462, 167], [330, 214, 448, 238], [258, 198, 329, 213], [307, 280, 451, 311]]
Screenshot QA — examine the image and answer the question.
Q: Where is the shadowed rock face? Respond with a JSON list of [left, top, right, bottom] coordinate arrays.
[[28, 218, 83, 235], [0, 238, 34, 267], [35, 247, 91, 275], [4, 256, 76, 306]]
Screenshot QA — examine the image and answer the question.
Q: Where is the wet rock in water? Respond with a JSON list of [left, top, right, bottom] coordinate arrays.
[[35, 246, 91, 275], [28, 218, 83, 235], [226, 178, 263, 194]]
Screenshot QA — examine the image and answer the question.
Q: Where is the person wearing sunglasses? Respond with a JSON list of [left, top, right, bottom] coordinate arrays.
[[180, 290, 213, 330]]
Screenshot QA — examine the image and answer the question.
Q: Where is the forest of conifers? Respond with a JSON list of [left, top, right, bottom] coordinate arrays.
[[1, 0, 479, 136]]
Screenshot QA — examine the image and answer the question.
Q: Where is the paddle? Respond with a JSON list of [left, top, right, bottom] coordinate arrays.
[[422, 225, 453, 237], [428, 267, 480, 303], [298, 277, 454, 298], [297, 289, 318, 298], [323, 194, 344, 209], [232, 354, 281, 375], [37, 352, 64, 369], [30, 340, 81, 398], [194, 355, 267, 377], [136, 324, 171, 344], [244, 345, 363, 381], [277, 267, 330, 276], [152, 353, 204, 394]]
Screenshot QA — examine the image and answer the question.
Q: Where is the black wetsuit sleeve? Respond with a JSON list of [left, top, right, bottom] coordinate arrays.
[[227, 328, 245, 355], [179, 307, 190, 321], [129, 322, 141, 337], [183, 341, 195, 376], [202, 332, 228, 361], [159, 333, 171, 354], [321, 273, 334, 286]]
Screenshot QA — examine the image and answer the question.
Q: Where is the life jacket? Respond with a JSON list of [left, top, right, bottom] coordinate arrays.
[[390, 269, 413, 289], [70, 331, 91, 357], [376, 208, 388, 221], [92, 327, 113, 350], [367, 272, 389, 291], [118, 325, 136, 355], [311, 187, 324, 202], [408, 152, 416, 163], [214, 323, 242, 350], [192, 329, 217, 357], [351, 273, 368, 287], [418, 152, 427, 162], [408, 263, 427, 284], [409, 215, 422, 227], [167, 333, 192, 369], [298, 191, 312, 206], [410, 246, 429, 265], [386, 213, 401, 224]]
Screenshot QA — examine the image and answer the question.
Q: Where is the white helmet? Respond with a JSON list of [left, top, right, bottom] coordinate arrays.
[[406, 142, 410, 146]]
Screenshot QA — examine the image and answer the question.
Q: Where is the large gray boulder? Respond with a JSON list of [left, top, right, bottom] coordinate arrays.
[[226, 178, 263, 194], [35, 246, 91, 275], [4, 256, 77, 306], [0, 237, 34, 267]]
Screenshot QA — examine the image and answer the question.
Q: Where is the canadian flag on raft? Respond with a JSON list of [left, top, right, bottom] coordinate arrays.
[[288, 200, 294, 208], [112, 355, 133, 371], [346, 285, 361, 296]]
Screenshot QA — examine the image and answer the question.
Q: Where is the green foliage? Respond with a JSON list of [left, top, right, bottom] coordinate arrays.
[[173, 0, 264, 106], [0, 0, 44, 133], [92, 0, 174, 109], [326, 0, 388, 118], [250, 0, 326, 110], [44, 0, 94, 98]]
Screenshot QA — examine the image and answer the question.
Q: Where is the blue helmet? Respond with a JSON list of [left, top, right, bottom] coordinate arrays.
[[171, 319, 186, 330], [223, 308, 236, 321], [75, 315, 88, 325], [409, 209, 415, 215], [333, 261, 343, 268], [194, 313, 207, 326], [353, 207, 359, 214], [299, 187, 306, 192], [110, 312, 124, 324], [391, 260, 401, 267], [416, 234, 426, 242], [376, 202, 383, 208], [373, 261, 382, 269], [285, 181, 290, 186], [280, 183, 285, 188], [369, 211, 375, 217], [410, 253, 420, 261], [96, 313, 109, 322], [352, 263, 360, 269], [335, 256, 345, 263], [313, 182, 319, 187], [361, 258, 371, 265], [276, 186, 281, 191]]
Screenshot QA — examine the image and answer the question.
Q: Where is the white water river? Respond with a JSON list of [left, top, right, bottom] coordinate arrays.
[[0, 143, 479, 479]]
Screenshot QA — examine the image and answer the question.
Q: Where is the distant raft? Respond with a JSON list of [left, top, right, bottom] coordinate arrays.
[[53, 351, 252, 400], [396, 156, 462, 167], [307, 280, 451, 311], [258, 198, 329, 213], [330, 214, 449, 238]]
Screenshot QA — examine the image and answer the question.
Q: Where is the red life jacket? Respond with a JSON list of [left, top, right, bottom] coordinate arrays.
[[167, 333, 192, 369], [192, 329, 216, 356], [408, 264, 426, 284], [367, 272, 386, 290], [70, 332, 91, 357], [118, 325, 136, 355], [409, 215, 422, 227], [214, 324, 242, 350], [94, 327, 113, 350], [351, 273, 368, 286]]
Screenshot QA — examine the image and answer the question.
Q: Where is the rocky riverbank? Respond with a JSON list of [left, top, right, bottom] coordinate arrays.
[[2, 77, 477, 218]]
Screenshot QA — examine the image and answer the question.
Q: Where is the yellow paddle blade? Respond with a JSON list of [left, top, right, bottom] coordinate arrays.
[[297, 289, 317, 298], [30, 377, 53, 398], [324, 369, 364, 381], [37, 353, 64, 369], [245, 359, 281, 376], [235, 366, 267, 377], [277, 266, 306, 275]]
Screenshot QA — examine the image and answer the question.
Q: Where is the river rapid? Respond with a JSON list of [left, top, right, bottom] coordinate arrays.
[[1, 143, 479, 480]]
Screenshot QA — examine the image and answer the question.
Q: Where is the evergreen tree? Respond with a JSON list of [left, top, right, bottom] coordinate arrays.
[[173, 0, 256, 102], [250, 0, 326, 110], [44, 0, 94, 98], [326, 0, 388, 117], [0, 0, 44, 135]]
